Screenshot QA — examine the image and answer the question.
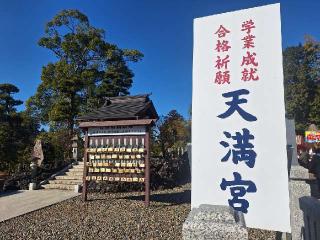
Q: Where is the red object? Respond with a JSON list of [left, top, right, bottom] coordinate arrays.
[[241, 19, 256, 34], [215, 71, 231, 84], [215, 55, 230, 70], [242, 35, 256, 49], [215, 40, 231, 52], [241, 51, 258, 67], [241, 68, 259, 81], [215, 25, 231, 38]]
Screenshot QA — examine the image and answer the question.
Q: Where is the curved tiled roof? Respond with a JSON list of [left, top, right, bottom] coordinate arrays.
[[77, 94, 158, 121]]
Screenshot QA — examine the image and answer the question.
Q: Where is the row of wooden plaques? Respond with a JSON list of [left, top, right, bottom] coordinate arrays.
[[86, 175, 145, 182], [88, 161, 145, 168], [87, 147, 145, 153], [88, 167, 145, 174], [89, 153, 144, 160]]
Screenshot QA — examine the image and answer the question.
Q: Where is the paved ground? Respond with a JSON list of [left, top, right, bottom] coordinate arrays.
[[0, 189, 80, 222]]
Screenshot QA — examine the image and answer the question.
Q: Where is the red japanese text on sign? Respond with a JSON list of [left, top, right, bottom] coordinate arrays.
[[241, 19, 259, 82], [214, 25, 231, 85], [215, 25, 230, 38]]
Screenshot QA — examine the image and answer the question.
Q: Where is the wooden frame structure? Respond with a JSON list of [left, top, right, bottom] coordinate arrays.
[[77, 95, 158, 207]]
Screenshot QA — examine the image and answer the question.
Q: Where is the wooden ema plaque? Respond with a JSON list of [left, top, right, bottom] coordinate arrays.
[[81, 122, 151, 206]]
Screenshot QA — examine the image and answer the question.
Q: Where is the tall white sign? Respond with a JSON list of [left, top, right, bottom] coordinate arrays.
[[192, 4, 291, 232]]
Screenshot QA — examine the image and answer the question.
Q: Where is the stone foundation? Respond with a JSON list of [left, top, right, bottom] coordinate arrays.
[[182, 204, 248, 240]]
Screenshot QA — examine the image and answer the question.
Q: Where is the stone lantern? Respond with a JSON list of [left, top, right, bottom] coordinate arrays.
[[71, 135, 78, 161]]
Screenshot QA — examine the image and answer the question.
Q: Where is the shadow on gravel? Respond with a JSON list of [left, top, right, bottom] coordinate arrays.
[[120, 190, 191, 205]]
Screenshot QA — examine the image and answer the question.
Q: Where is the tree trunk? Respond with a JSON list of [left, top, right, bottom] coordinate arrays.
[[67, 118, 74, 160]]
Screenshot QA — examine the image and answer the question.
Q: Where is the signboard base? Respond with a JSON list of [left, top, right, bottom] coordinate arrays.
[[289, 166, 313, 240], [182, 204, 248, 240]]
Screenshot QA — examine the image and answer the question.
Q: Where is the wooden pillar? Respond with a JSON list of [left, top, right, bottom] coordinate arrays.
[[82, 129, 88, 201], [144, 125, 151, 207]]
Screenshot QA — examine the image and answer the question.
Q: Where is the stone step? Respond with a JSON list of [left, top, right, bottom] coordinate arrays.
[[55, 175, 82, 180], [67, 168, 84, 173], [49, 179, 83, 185], [70, 168, 84, 172], [71, 165, 84, 169], [41, 163, 86, 191], [65, 171, 83, 177], [43, 184, 75, 190]]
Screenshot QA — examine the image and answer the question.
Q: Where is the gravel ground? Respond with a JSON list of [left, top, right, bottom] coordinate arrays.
[[248, 228, 277, 240], [0, 183, 278, 240], [0, 184, 191, 240]]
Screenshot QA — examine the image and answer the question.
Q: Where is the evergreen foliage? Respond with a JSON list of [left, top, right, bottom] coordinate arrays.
[[27, 9, 143, 140], [283, 37, 320, 131], [0, 84, 38, 173], [27, 9, 143, 160], [152, 110, 189, 158]]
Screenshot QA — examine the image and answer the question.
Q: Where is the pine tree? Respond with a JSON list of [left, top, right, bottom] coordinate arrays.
[[27, 10, 143, 157], [283, 37, 320, 131]]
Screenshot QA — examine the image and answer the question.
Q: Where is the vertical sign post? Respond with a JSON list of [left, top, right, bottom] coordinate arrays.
[[82, 129, 88, 201], [144, 126, 151, 206], [192, 4, 291, 232]]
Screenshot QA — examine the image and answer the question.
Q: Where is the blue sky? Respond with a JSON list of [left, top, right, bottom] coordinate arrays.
[[1, 0, 319, 118]]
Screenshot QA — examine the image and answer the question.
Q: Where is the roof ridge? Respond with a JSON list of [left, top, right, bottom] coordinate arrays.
[[108, 94, 150, 100], [104, 94, 150, 105], [76, 93, 157, 121]]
